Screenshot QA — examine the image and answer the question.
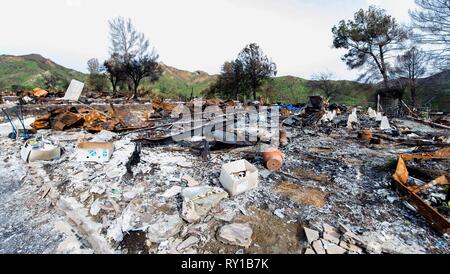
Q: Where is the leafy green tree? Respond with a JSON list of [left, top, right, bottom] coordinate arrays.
[[103, 53, 125, 93], [332, 6, 408, 88], [237, 43, 277, 100], [205, 60, 250, 100], [124, 54, 162, 99], [108, 17, 162, 98]]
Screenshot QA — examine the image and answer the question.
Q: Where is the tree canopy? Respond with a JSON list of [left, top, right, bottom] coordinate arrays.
[[107, 17, 162, 98], [205, 43, 276, 100], [332, 6, 408, 88]]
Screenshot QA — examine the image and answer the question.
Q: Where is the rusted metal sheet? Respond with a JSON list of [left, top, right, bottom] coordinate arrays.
[[33, 88, 48, 98], [31, 104, 151, 133], [53, 111, 84, 131], [401, 148, 450, 161], [393, 156, 409, 184], [392, 155, 450, 234]]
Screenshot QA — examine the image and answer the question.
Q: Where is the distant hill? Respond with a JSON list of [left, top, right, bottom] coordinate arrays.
[[415, 70, 450, 111], [149, 63, 217, 98], [0, 54, 448, 111], [0, 54, 86, 91]]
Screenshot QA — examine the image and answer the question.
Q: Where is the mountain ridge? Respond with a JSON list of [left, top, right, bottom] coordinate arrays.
[[0, 54, 448, 111]]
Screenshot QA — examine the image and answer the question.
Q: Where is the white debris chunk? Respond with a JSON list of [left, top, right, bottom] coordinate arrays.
[[217, 223, 253, 248], [181, 186, 229, 223], [368, 107, 377, 118], [146, 214, 184, 243], [177, 236, 199, 252], [181, 175, 200, 187], [380, 116, 391, 130], [161, 186, 182, 198], [304, 227, 320, 245], [56, 196, 114, 254], [347, 110, 358, 129], [89, 199, 102, 216]]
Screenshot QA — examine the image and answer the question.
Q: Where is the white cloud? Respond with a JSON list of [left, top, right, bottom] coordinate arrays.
[[0, 0, 417, 80]]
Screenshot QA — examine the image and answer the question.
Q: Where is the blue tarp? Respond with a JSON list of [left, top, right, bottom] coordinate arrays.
[[277, 104, 303, 111]]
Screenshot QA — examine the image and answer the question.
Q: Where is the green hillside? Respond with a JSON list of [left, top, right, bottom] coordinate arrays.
[[0, 54, 447, 111], [147, 63, 217, 99], [0, 54, 86, 91], [261, 76, 377, 106]]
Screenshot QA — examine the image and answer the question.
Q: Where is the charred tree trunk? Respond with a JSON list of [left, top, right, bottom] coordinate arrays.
[[132, 79, 140, 99], [411, 84, 417, 108]]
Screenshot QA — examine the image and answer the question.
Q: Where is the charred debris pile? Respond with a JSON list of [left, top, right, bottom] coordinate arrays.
[[0, 93, 449, 254]]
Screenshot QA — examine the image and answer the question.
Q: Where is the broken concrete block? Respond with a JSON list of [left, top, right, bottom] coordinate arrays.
[[20, 138, 61, 163], [76, 142, 114, 163], [56, 196, 113, 254], [348, 244, 363, 254], [339, 241, 363, 254], [341, 230, 365, 247], [219, 160, 258, 196], [304, 227, 320, 245], [217, 223, 253, 248], [364, 241, 382, 254], [177, 236, 199, 252], [312, 240, 326, 254], [323, 223, 341, 244], [323, 241, 347, 254], [146, 214, 184, 243], [324, 232, 340, 245], [212, 202, 236, 222], [338, 223, 352, 234], [181, 175, 200, 187], [181, 186, 229, 223], [304, 248, 316, 254], [177, 159, 193, 168], [161, 186, 182, 198], [323, 223, 339, 234], [89, 199, 102, 216]]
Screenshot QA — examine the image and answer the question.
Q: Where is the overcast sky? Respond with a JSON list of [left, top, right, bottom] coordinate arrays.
[[0, 0, 417, 80]]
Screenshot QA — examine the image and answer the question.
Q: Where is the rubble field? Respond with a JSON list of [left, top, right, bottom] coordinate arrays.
[[0, 98, 449, 254]]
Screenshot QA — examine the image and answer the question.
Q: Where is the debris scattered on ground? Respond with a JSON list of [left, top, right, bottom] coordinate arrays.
[[0, 96, 449, 254]]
